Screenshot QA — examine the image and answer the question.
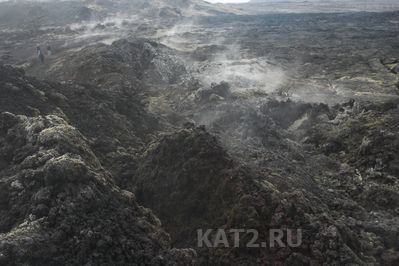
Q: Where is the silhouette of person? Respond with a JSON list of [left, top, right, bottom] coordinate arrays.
[[37, 46, 44, 63]]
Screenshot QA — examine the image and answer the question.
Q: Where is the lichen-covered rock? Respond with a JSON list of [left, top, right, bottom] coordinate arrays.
[[0, 64, 160, 186], [0, 113, 196, 265]]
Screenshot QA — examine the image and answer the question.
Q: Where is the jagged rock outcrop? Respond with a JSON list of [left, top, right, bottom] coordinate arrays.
[[0, 64, 159, 184], [1, 3, 399, 262], [29, 39, 188, 87], [0, 112, 196, 265], [135, 127, 259, 246], [133, 126, 390, 265]]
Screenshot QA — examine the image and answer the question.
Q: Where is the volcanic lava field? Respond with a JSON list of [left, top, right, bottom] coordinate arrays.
[[1, 0, 399, 265]]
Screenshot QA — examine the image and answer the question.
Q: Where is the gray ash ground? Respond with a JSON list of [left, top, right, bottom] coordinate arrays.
[[1, 0, 399, 265]]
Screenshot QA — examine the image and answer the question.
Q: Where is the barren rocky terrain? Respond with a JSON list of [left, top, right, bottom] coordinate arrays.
[[1, 0, 399, 265]]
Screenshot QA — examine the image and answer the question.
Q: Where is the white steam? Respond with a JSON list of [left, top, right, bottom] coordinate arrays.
[[196, 46, 286, 94], [158, 21, 287, 95]]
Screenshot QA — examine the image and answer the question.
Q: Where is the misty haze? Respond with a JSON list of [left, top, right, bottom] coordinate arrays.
[[0, 0, 399, 265]]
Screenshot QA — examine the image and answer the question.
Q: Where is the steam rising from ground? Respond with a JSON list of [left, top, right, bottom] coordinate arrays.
[[196, 49, 286, 94], [66, 14, 142, 45], [158, 21, 211, 51], [60, 7, 288, 96], [159, 22, 287, 95]]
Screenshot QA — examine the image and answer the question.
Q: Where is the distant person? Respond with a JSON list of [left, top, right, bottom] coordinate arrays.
[[47, 45, 52, 56], [37, 46, 44, 63]]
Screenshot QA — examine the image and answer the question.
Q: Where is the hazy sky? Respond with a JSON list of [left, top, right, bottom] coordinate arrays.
[[207, 0, 250, 3]]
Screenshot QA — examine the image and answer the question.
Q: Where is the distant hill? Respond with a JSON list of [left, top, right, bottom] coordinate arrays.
[[0, 0, 241, 29], [238, 0, 399, 14]]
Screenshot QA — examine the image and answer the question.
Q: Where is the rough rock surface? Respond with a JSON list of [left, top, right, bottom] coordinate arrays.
[[0, 112, 196, 265], [0, 64, 158, 185], [133, 125, 398, 265], [1, 4, 399, 264], [2, 54, 399, 264], [29, 39, 188, 87]]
